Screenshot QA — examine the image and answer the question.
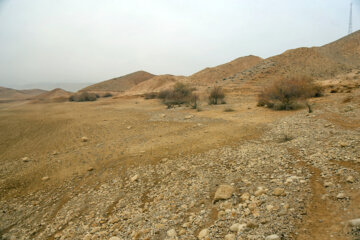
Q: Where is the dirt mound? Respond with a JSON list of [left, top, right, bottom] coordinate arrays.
[[0, 87, 47, 102], [229, 31, 360, 89], [32, 88, 72, 102], [125, 74, 186, 95], [187, 55, 263, 86], [81, 71, 155, 93]]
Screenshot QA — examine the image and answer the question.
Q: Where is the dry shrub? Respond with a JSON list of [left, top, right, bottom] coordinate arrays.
[[257, 76, 323, 110], [144, 92, 158, 99], [208, 86, 225, 105], [161, 83, 194, 108], [69, 92, 98, 102], [103, 93, 113, 98], [224, 108, 234, 112]]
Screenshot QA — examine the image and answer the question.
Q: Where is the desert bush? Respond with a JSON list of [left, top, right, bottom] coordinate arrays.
[[161, 83, 194, 108], [224, 107, 234, 112], [190, 94, 199, 109], [144, 92, 158, 99], [257, 76, 323, 110], [208, 86, 225, 105], [69, 92, 97, 102], [103, 93, 113, 98], [158, 90, 171, 99]]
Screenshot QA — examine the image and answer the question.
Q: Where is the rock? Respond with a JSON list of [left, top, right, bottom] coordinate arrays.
[[81, 137, 88, 142], [337, 193, 346, 199], [160, 114, 166, 118], [246, 221, 258, 229], [184, 115, 194, 119], [230, 223, 246, 232], [273, 188, 285, 196], [87, 167, 94, 172], [130, 174, 139, 182], [349, 218, 360, 227], [52, 151, 59, 155], [266, 205, 274, 211], [265, 234, 280, 240], [109, 237, 121, 240], [340, 142, 348, 147], [198, 228, 209, 239], [254, 187, 266, 196], [224, 233, 236, 240], [167, 229, 177, 237], [214, 185, 235, 201], [41, 176, 49, 181], [127, 126, 132, 129], [346, 176, 354, 183], [324, 182, 334, 187], [240, 192, 250, 201], [22, 157, 29, 162]]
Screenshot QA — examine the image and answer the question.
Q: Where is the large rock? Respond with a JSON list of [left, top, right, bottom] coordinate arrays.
[[265, 235, 280, 240], [273, 188, 285, 196], [349, 218, 360, 227], [214, 185, 235, 201], [198, 228, 209, 239]]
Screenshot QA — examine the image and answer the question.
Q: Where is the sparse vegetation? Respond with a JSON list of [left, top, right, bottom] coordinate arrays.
[[144, 92, 158, 99], [103, 93, 113, 98], [69, 92, 98, 102], [224, 108, 234, 112], [208, 86, 225, 105], [257, 76, 323, 110], [158, 82, 195, 108]]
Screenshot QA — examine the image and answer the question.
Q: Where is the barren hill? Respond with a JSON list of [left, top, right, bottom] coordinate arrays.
[[81, 71, 155, 93], [31, 88, 72, 102], [187, 55, 263, 85], [229, 31, 360, 89], [0, 87, 47, 101], [126, 74, 187, 95]]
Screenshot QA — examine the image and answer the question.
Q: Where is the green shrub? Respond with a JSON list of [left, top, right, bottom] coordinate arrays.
[[161, 83, 194, 108]]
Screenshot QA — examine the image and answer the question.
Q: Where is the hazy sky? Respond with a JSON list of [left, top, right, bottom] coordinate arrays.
[[0, 0, 359, 90]]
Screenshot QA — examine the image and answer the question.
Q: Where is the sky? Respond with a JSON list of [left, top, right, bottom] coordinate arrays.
[[0, 0, 359, 91]]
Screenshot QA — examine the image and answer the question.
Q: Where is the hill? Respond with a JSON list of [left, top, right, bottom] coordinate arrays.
[[0, 87, 47, 101], [81, 71, 155, 93], [125, 74, 187, 95], [228, 31, 360, 89], [31, 88, 72, 102], [187, 55, 263, 85]]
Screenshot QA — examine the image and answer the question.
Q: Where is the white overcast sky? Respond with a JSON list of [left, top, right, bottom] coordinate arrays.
[[0, 0, 359, 90]]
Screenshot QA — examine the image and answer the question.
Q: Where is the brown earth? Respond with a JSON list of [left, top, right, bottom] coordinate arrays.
[[30, 88, 73, 103], [0, 87, 47, 102]]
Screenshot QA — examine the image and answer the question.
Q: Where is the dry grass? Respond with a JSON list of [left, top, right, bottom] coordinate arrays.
[[208, 86, 226, 105]]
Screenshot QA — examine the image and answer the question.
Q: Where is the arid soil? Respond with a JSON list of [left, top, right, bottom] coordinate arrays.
[[0, 75, 359, 240]]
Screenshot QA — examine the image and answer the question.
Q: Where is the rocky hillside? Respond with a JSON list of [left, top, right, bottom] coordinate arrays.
[[226, 31, 360, 88], [81, 71, 155, 93], [31, 88, 73, 102]]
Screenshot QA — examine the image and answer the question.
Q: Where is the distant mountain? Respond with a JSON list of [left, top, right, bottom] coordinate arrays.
[[31, 88, 72, 102], [81, 71, 155, 92], [0, 87, 47, 101]]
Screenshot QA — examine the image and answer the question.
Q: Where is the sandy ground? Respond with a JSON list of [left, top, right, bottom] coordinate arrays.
[[0, 83, 359, 239]]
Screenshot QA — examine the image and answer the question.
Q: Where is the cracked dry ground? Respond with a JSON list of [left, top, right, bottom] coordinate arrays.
[[0, 90, 359, 240]]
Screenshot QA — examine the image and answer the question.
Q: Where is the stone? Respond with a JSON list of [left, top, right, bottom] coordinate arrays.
[[324, 182, 334, 187], [265, 234, 280, 240], [184, 115, 194, 119], [127, 126, 132, 129], [167, 229, 177, 237], [346, 176, 354, 183], [240, 192, 250, 201], [81, 137, 88, 142], [130, 174, 139, 182], [224, 234, 236, 240], [349, 218, 360, 227], [254, 187, 266, 196], [273, 188, 285, 196], [266, 205, 274, 211], [214, 185, 234, 201], [22, 157, 29, 162], [246, 221, 258, 229], [337, 193, 346, 199], [230, 223, 246, 233], [52, 151, 59, 155], [340, 142, 348, 147], [160, 114, 166, 118], [41, 176, 50, 181], [109, 237, 121, 240], [88, 167, 94, 172], [198, 228, 209, 239]]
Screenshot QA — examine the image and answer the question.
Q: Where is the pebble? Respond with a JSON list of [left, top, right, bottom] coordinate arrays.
[[214, 185, 234, 201], [224, 233, 236, 240], [198, 228, 209, 239], [336, 193, 346, 199], [184, 115, 194, 119], [273, 188, 285, 196], [349, 218, 360, 227], [109, 237, 121, 240], [130, 174, 139, 182], [41, 176, 50, 181], [346, 176, 354, 183], [167, 229, 177, 237], [81, 137, 88, 142], [22, 157, 29, 162], [265, 234, 280, 240]]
